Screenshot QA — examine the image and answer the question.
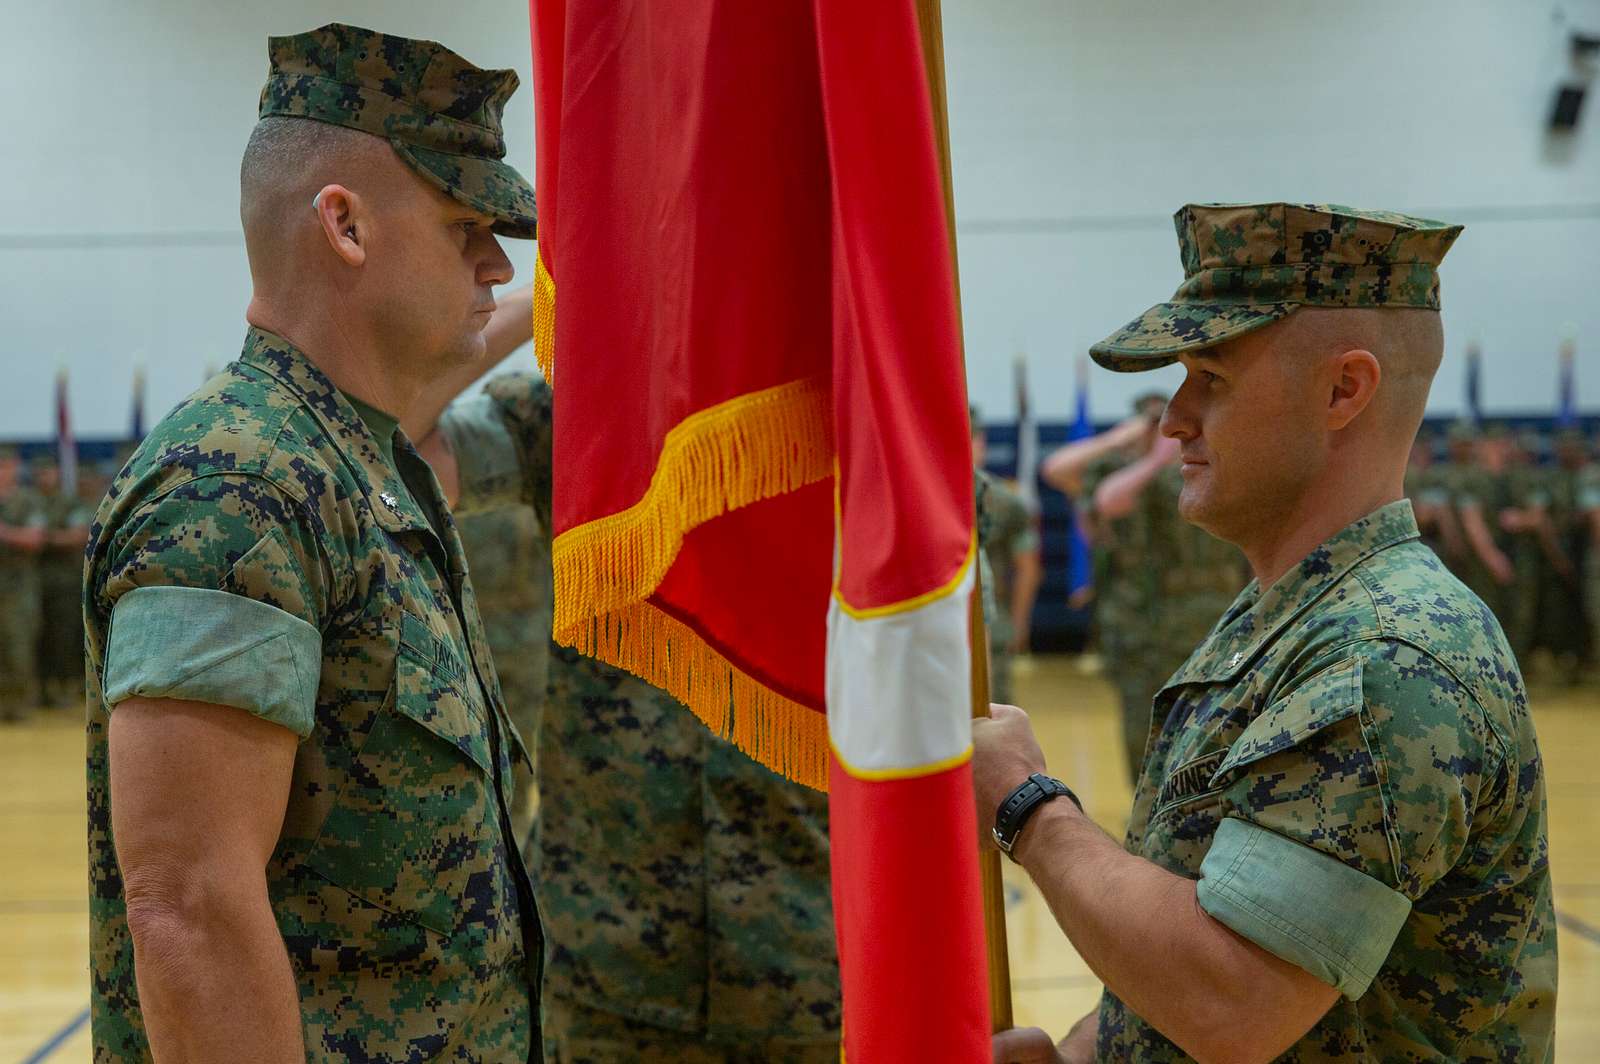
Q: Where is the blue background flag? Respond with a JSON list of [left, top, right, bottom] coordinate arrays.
[[1556, 338, 1576, 429], [1066, 357, 1094, 598]]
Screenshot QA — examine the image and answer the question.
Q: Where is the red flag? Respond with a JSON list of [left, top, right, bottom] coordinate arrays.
[[532, 1, 989, 1058]]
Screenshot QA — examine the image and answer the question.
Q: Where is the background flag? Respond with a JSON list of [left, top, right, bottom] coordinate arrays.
[[1066, 356, 1095, 599], [1013, 353, 1039, 514], [531, 1, 990, 1058], [55, 368, 77, 496], [1465, 342, 1483, 425], [130, 365, 146, 441], [1557, 334, 1577, 429]]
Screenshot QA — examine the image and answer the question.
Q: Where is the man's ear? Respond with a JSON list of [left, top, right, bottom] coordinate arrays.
[[1327, 349, 1380, 431], [312, 184, 365, 267]]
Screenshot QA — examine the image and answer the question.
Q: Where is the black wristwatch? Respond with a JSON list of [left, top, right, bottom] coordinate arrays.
[[993, 773, 1081, 859]]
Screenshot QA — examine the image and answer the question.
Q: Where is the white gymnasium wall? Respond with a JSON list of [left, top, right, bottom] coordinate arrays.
[[2, 0, 1597, 436], [945, 0, 1600, 422], [0, 1, 540, 440]]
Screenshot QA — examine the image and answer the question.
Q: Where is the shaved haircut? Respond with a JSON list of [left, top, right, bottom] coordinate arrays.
[[1281, 307, 1444, 442], [239, 116, 401, 286]]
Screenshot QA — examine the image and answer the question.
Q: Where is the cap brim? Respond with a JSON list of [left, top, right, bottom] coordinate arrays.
[[394, 141, 537, 240], [1089, 301, 1298, 372]]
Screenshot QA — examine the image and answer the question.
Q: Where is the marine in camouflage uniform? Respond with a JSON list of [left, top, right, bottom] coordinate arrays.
[[1453, 430, 1543, 656], [1079, 445, 1244, 784], [1580, 454, 1600, 652], [1532, 430, 1592, 673], [0, 445, 46, 720], [987, 204, 1555, 1061], [457, 504, 550, 841], [83, 26, 544, 1062], [975, 468, 1038, 704], [34, 457, 92, 707], [438, 373, 840, 1062], [1426, 423, 1479, 579], [1099, 501, 1555, 1059]]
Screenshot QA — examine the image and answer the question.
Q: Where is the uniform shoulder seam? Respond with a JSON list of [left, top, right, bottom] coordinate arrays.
[[1360, 632, 1514, 771]]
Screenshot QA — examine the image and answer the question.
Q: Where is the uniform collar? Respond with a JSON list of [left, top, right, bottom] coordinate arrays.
[[238, 327, 434, 537], [1168, 499, 1420, 685]]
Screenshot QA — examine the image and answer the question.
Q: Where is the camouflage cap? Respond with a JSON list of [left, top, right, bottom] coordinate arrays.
[[1091, 203, 1463, 371], [259, 23, 535, 238]]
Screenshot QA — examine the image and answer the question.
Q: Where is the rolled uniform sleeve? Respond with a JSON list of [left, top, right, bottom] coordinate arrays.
[[1196, 645, 1500, 999], [96, 474, 331, 738], [441, 372, 553, 527]]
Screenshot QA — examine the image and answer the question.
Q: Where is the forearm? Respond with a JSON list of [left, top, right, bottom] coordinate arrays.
[[127, 884, 304, 1063], [1041, 428, 1136, 494], [1093, 453, 1165, 520], [1014, 803, 1324, 1064], [1459, 508, 1502, 565]]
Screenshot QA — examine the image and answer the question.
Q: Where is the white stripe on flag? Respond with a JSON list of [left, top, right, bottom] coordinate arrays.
[[825, 564, 974, 775]]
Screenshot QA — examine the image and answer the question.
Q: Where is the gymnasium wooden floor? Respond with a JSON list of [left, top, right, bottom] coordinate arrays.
[[2, 657, 1596, 1062]]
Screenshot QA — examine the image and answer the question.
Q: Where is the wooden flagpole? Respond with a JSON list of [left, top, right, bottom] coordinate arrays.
[[913, 0, 1015, 1033]]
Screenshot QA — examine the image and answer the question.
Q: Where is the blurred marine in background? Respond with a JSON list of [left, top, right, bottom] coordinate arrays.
[[0, 445, 45, 721]]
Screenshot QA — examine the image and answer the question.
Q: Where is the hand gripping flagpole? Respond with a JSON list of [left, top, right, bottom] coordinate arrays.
[[913, 0, 1015, 1032]]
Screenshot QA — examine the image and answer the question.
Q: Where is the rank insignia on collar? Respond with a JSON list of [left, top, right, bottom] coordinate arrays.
[[1229, 652, 1244, 670], [380, 491, 401, 512]]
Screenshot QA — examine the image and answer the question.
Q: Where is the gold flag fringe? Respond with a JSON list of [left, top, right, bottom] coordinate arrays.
[[542, 276, 837, 788], [532, 253, 557, 382], [562, 599, 831, 791], [551, 376, 835, 637]]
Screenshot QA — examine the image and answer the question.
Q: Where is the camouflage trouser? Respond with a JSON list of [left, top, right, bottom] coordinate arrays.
[[541, 994, 839, 1064], [38, 563, 84, 703], [0, 573, 42, 717], [1110, 669, 1163, 788]]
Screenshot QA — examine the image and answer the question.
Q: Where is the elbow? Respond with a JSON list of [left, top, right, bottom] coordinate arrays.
[[1094, 491, 1131, 521], [123, 863, 254, 987], [123, 868, 206, 988], [1041, 465, 1079, 496]]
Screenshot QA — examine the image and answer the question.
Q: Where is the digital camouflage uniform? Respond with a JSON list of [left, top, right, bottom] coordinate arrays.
[[1079, 455, 1243, 783], [1086, 205, 1556, 1059], [440, 373, 840, 1062], [974, 469, 1038, 704], [0, 469, 45, 718], [1100, 503, 1556, 1060], [85, 332, 541, 1062], [84, 24, 544, 1062], [457, 504, 550, 841]]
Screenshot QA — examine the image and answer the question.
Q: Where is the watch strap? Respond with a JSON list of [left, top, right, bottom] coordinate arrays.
[[993, 772, 1081, 859]]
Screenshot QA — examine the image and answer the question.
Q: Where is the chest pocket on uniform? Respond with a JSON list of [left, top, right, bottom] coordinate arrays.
[[1211, 656, 1366, 782], [306, 613, 501, 936]]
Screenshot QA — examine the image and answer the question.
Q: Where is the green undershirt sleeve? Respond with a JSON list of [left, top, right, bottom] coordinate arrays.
[[1197, 817, 1412, 1000], [104, 585, 321, 738]]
